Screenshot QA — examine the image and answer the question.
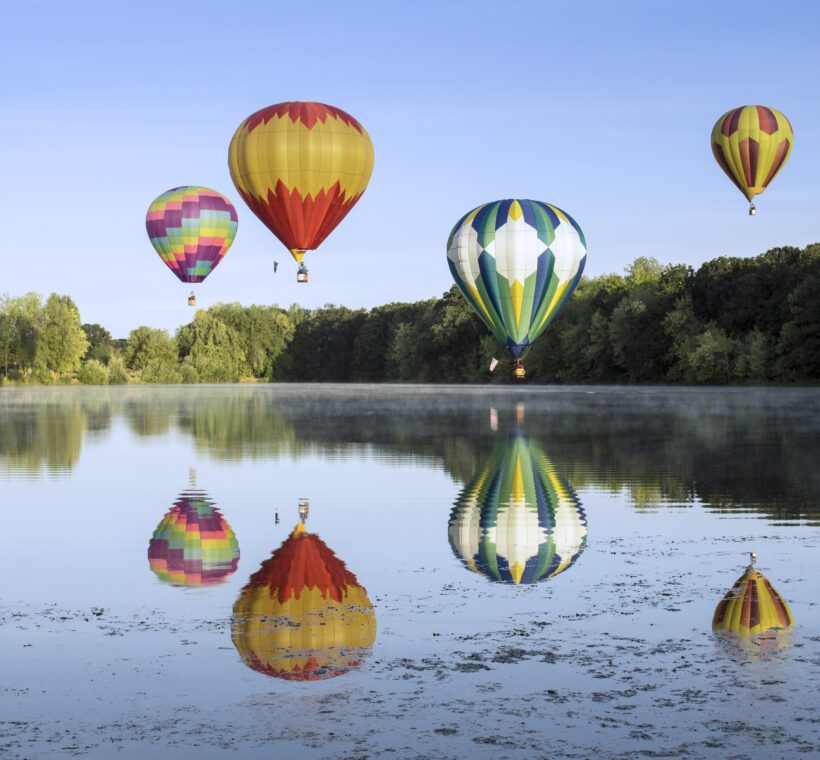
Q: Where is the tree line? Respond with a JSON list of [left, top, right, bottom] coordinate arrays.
[[1, 243, 818, 385]]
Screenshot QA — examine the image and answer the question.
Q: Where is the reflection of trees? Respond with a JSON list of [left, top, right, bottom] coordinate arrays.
[[124, 394, 177, 437], [0, 391, 112, 474], [259, 389, 820, 524], [1, 387, 818, 523], [82, 400, 113, 437], [179, 392, 297, 460]]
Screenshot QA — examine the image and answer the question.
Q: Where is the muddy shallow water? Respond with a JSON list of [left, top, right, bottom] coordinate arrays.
[[1, 385, 819, 758]]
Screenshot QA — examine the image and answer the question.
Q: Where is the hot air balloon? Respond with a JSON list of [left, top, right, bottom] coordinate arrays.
[[449, 433, 587, 584], [145, 186, 238, 306], [232, 520, 376, 681], [711, 105, 793, 216], [447, 199, 586, 379], [228, 101, 374, 283], [148, 489, 240, 587], [713, 552, 793, 652]]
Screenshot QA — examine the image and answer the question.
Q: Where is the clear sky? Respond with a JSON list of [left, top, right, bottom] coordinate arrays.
[[2, 0, 819, 336]]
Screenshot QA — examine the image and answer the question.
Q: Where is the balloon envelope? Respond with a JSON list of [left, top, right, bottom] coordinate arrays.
[[228, 101, 374, 263], [449, 433, 587, 584], [232, 523, 376, 681], [148, 490, 239, 587], [146, 186, 238, 283], [713, 562, 793, 638], [711, 105, 793, 204], [447, 199, 586, 359]]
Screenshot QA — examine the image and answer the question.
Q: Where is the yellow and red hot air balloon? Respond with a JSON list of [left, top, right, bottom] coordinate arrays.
[[228, 101, 374, 282], [713, 552, 793, 653], [711, 105, 793, 215], [232, 522, 376, 681]]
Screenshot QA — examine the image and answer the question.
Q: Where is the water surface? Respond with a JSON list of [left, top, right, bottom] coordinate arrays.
[[1, 385, 818, 758]]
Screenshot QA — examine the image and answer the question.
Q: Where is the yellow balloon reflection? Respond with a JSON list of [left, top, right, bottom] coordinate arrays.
[[713, 553, 794, 655], [232, 521, 376, 681], [449, 432, 587, 584]]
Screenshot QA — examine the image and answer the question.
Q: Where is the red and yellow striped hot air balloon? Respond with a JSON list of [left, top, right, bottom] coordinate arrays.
[[711, 105, 793, 215], [228, 101, 374, 282], [713, 553, 793, 650], [232, 522, 376, 681]]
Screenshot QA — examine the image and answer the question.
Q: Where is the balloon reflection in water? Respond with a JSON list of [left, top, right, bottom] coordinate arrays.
[[232, 522, 376, 681], [449, 433, 587, 584], [713, 553, 794, 654], [148, 490, 240, 587]]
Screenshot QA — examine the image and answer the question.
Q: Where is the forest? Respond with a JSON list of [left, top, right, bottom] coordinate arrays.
[[1, 243, 818, 386]]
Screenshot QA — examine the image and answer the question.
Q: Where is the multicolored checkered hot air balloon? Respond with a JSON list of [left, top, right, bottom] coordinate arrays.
[[447, 199, 586, 378], [228, 101, 374, 282], [449, 433, 587, 585], [711, 105, 794, 215], [145, 186, 238, 304], [232, 522, 376, 681], [713, 553, 794, 651], [148, 490, 240, 587]]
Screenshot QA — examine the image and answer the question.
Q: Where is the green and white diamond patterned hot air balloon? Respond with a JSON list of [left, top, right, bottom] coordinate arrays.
[[449, 434, 587, 584], [447, 199, 586, 378]]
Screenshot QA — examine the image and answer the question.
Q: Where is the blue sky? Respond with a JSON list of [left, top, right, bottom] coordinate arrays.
[[2, 0, 819, 336]]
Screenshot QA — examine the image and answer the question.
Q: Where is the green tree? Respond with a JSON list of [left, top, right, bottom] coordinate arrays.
[[78, 359, 110, 385], [0, 294, 40, 380], [107, 354, 129, 385], [426, 287, 485, 382], [692, 247, 808, 339], [608, 261, 689, 383], [123, 326, 177, 370], [0, 296, 16, 377], [287, 305, 367, 382], [662, 296, 702, 383], [734, 330, 771, 383], [35, 294, 88, 375], [82, 323, 113, 364], [389, 321, 424, 381], [179, 358, 200, 384], [140, 359, 182, 384], [528, 274, 626, 383], [775, 272, 820, 381], [353, 302, 426, 381], [176, 311, 247, 382], [688, 326, 739, 384], [206, 302, 294, 378]]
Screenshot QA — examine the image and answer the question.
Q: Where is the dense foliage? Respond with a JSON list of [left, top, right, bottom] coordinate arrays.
[[1, 244, 818, 385]]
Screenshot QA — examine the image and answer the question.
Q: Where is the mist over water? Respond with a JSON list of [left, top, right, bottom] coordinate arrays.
[[1, 385, 818, 757]]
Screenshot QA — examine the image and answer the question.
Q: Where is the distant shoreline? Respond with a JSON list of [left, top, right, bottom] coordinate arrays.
[[2, 244, 818, 387]]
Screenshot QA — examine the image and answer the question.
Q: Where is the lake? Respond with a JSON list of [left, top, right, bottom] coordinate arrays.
[[1, 385, 819, 758]]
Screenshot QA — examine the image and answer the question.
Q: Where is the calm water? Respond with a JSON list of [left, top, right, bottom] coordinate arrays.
[[1, 385, 819, 759]]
